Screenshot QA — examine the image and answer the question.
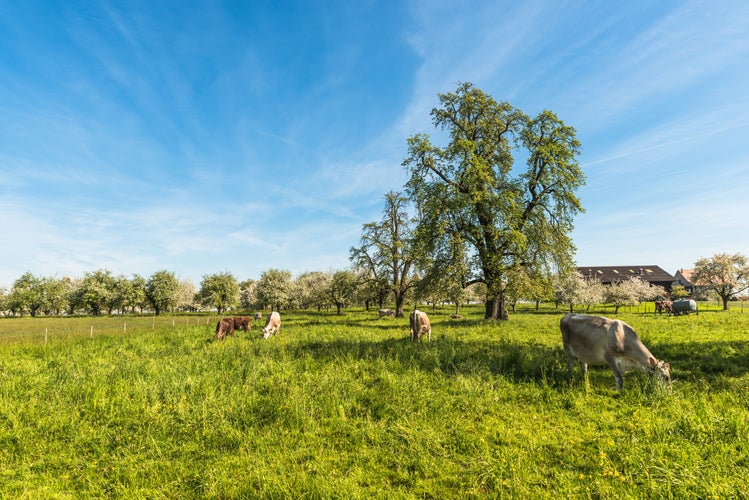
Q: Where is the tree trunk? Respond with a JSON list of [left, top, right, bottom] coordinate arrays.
[[484, 295, 509, 320], [395, 292, 406, 318]]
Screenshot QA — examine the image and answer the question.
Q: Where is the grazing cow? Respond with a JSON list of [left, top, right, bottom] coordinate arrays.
[[378, 308, 395, 318], [232, 316, 252, 332], [655, 300, 673, 315], [409, 309, 431, 342], [560, 313, 670, 391], [449, 314, 464, 319], [254, 312, 263, 321], [215, 317, 235, 341], [262, 311, 281, 339]]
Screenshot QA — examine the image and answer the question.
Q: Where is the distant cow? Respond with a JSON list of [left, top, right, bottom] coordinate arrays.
[[262, 311, 281, 339], [215, 317, 235, 341], [232, 316, 252, 332], [560, 313, 670, 391], [378, 309, 395, 318], [655, 300, 673, 315], [449, 314, 464, 319], [409, 309, 431, 342], [254, 312, 263, 321]]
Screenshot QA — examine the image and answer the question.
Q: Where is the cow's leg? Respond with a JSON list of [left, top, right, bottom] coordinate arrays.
[[564, 347, 576, 381], [604, 354, 624, 391]]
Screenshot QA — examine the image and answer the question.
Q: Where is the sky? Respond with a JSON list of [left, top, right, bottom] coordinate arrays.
[[1, 0, 748, 289]]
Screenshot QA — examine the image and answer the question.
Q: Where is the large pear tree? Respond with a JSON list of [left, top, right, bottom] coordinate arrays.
[[404, 83, 585, 320]]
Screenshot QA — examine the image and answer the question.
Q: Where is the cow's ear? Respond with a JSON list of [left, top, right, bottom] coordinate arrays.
[[648, 356, 657, 367]]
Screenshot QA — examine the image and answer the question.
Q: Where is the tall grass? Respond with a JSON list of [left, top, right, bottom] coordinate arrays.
[[1, 307, 747, 497]]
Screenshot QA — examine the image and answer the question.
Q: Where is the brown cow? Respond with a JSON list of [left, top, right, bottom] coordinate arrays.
[[560, 313, 670, 391], [409, 309, 431, 342], [262, 311, 281, 339], [232, 316, 252, 332], [215, 317, 235, 341], [655, 300, 673, 315]]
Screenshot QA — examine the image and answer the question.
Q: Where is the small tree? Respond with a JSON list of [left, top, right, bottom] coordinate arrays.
[[554, 270, 584, 312], [692, 253, 749, 310], [177, 279, 199, 312], [606, 277, 663, 314], [329, 269, 358, 315], [198, 272, 239, 314], [9, 272, 44, 317], [294, 271, 332, 311], [146, 270, 180, 316], [130, 275, 149, 313], [40, 276, 71, 315], [350, 191, 418, 318], [74, 269, 116, 316], [256, 269, 292, 311], [669, 285, 690, 300], [239, 279, 258, 311]]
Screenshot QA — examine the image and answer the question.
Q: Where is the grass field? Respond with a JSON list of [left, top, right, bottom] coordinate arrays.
[[1, 305, 747, 498]]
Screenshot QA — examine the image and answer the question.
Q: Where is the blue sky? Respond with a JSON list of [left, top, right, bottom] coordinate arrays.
[[1, 0, 748, 288]]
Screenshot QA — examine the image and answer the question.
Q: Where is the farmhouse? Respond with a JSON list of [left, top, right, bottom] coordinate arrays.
[[577, 265, 676, 292], [674, 269, 697, 295]]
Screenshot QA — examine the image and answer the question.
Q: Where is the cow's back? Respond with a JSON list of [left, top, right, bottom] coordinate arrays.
[[561, 314, 618, 365]]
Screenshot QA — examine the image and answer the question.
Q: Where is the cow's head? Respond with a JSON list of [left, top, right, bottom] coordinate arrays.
[[648, 357, 671, 385], [262, 327, 273, 339]]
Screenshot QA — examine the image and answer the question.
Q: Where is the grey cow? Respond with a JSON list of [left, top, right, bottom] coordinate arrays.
[[409, 309, 431, 342], [560, 313, 670, 391]]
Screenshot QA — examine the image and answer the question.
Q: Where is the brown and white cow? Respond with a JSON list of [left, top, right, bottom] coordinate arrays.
[[560, 313, 670, 391], [409, 309, 431, 342], [232, 316, 252, 332], [655, 300, 673, 315], [215, 317, 235, 341], [262, 311, 281, 339]]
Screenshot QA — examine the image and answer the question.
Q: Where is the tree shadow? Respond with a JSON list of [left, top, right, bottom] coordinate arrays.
[[285, 336, 569, 387], [654, 340, 749, 381]]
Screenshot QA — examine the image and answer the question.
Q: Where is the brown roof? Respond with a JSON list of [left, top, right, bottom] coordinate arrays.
[[577, 265, 675, 284]]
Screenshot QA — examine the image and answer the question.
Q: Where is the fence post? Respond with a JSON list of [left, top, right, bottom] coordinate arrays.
[[45, 328, 48, 344], [90, 326, 93, 338], [124, 322, 127, 333]]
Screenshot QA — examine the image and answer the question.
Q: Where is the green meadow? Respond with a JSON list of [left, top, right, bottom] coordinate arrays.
[[1, 306, 747, 498]]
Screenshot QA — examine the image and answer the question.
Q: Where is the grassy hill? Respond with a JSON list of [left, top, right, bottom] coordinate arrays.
[[1, 306, 747, 497]]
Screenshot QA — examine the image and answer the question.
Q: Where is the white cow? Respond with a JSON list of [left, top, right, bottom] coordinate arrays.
[[378, 308, 395, 318], [409, 309, 431, 342], [560, 313, 670, 391], [262, 311, 281, 339]]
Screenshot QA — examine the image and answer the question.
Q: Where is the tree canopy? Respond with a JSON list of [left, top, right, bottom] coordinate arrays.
[[403, 82, 585, 319], [692, 253, 749, 310], [198, 272, 239, 314]]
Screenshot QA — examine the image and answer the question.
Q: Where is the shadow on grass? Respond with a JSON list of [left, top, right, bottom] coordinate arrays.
[[284, 336, 570, 387], [656, 340, 749, 380], [278, 332, 749, 390]]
